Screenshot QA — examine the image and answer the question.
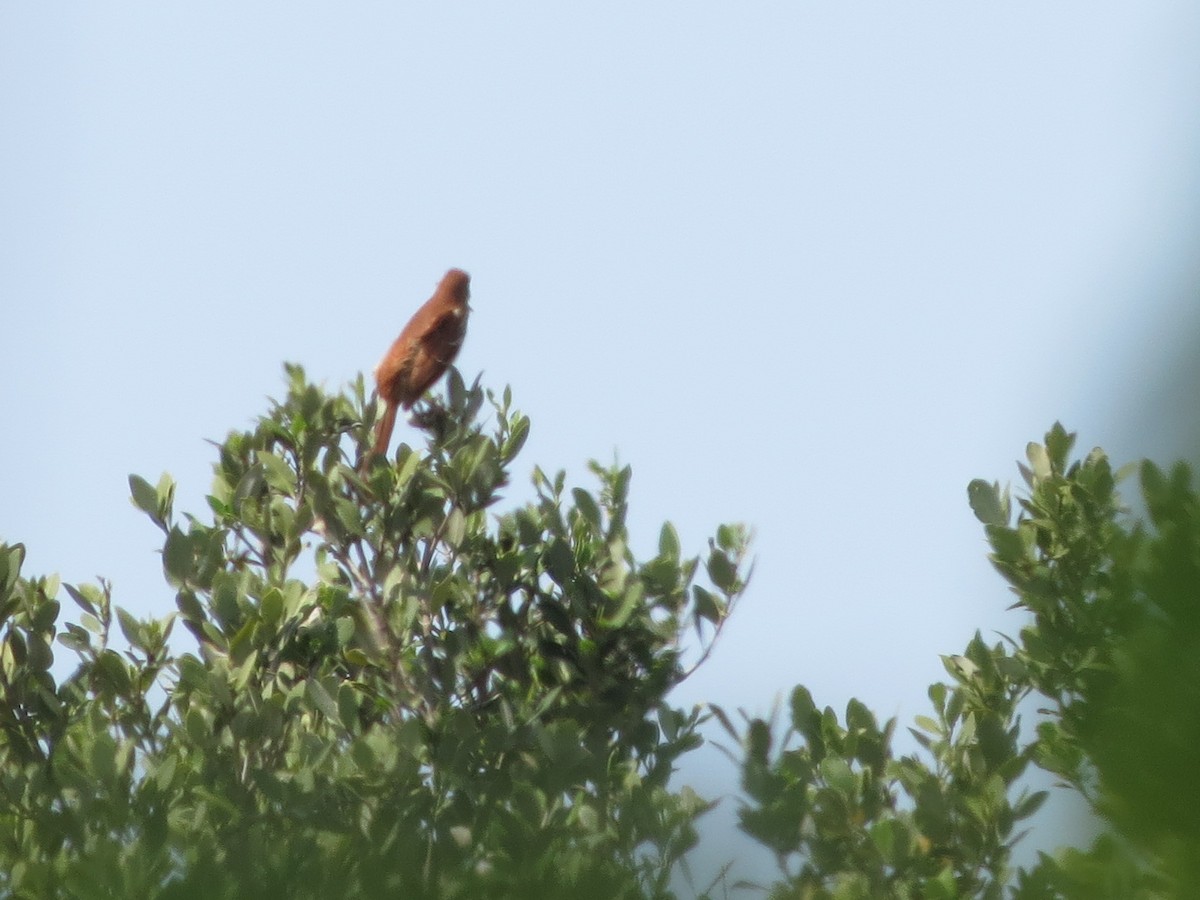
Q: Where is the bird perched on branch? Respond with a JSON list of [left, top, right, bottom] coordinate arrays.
[[370, 268, 471, 458]]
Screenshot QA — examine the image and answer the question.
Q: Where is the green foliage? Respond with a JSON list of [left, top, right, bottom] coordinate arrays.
[[727, 423, 1200, 899], [0, 366, 750, 899], [714, 636, 1043, 899], [6, 380, 1198, 900]]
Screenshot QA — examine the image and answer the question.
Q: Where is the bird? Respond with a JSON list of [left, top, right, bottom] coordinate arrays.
[[369, 268, 471, 458]]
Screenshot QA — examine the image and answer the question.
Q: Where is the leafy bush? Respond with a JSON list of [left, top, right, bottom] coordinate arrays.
[[4, 370, 1197, 898], [725, 424, 1200, 899], [0, 366, 749, 899]]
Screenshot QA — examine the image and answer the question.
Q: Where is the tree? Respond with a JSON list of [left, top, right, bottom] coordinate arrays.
[[3, 370, 1197, 898], [726, 423, 1200, 898], [0, 366, 750, 898]]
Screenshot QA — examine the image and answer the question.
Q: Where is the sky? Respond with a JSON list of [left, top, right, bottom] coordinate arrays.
[[3, 3, 1200, 891]]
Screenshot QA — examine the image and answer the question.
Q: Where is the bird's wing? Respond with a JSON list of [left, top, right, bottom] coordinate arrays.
[[420, 307, 468, 363]]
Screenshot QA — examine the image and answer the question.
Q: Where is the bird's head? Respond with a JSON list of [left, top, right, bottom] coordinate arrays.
[[441, 268, 471, 306]]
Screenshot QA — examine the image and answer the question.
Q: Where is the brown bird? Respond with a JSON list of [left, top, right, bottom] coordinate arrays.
[[370, 268, 471, 458]]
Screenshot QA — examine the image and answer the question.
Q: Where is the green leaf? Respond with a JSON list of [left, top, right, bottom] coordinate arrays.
[[967, 479, 1009, 526], [942, 654, 979, 682], [870, 818, 898, 860], [791, 686, 818, 733], [927, 865, 958, 900], [985, 524, 1029, 567], [337, 682, 360, 731], [707, 548, 737, 593], [0, 542, 23, 598], [444, 507, 466, 549], [89, 733, 119, 785], [129, 474, 161, 522], [62, 582, 98, 617], [928, 681, 947, 714], [260, 588, 283, 627], [746, 719, 772, 763], [393, 445, 421, 488], [185, 708, 208, 744], [1013, 790, 1049, 821], [503, 414, 530, 462], [692, 585, 722, 625], [162, 527, 193, 587], [116, 607, 144, 651], [1026, 442, 1052, 482], [819, 756, 856, 794], [156, 472, 176, 520], [257, 451, 297, 495], [335, 616, 355, 646], [1044, 421, 1075, 470], [176, 590, 205, 628], [845, 698, 877, 735], [716, 523, 739, 552], [25, 633, 52, 672], [658, 522, 680, 561], [913, 715, 941, 736], [57, 628, 90, 654], [306, 678, 341, 723], [154, 755, 178, 792], [957, 711, 976, 744], [29, 592, 59, 632], [602, 584, 641, 629], [908, 729, 934, 751], [572, 488, 603, 533], [543, 539, 575, 585]]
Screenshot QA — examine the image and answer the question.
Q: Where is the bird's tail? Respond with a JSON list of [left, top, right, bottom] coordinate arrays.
[[371, 401, 398, 459]]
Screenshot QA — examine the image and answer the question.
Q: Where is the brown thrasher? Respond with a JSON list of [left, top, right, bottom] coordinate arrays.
[[370, 268, 471, 458]]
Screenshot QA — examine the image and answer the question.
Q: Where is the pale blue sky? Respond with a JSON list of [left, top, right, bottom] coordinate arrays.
[[3, 3, 1200, 889]]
